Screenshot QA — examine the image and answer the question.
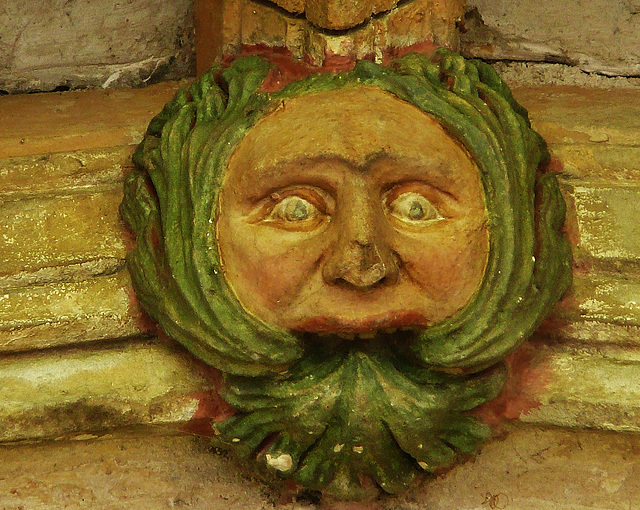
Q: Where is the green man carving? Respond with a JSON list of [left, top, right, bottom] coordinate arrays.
[[120, 50, 571, 500]]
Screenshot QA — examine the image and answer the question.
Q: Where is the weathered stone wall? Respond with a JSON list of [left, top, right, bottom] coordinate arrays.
[[0, 0, 195, 93], [462, 0, 640, 87], [4, 0, 639, 92]]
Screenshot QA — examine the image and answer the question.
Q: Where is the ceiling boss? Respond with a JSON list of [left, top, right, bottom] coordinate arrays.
[[120, 48, 571, 500]]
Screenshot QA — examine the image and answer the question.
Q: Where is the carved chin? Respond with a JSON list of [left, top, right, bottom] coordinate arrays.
[[213, 340, 505, 500]]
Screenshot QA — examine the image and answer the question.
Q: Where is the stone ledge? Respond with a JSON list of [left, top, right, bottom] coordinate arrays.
[[0, 270, 150, 353], [553, 144, 640, 183], [0, 81, 186, 159], [547, 321, 640, 350], [1, 334, 640, 444], [0, 422, 639, 509], [0, 339, 216, 444], [570, 271, 640, 327], [0, 146, 135, 199], [513, 86, 640, 148], [0, 189, 127, 277], [521, 343, 640, 432], [570, 185, 640, 262]]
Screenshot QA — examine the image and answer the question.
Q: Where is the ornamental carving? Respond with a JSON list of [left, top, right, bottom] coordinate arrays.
[[120, 50, 571, 499]]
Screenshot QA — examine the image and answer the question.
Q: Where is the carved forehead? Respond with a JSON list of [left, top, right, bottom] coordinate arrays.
[[228, 86, 479, 175]]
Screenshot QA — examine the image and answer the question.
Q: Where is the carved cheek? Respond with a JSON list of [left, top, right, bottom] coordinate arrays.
[[221, 226, 328, 313], [395, 221, 489, 307]]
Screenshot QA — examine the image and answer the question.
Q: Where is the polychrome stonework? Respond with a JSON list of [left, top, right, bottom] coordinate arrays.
[[120, 50, 571, 499]]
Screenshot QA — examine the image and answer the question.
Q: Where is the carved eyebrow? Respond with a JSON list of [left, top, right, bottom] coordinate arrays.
[[234, 155, 346, 202], [233, 152, 475, 206], [367, 153, 451, 172], [251, 153, 454, 180], [366, 154, 466, 194], [242, 153, 379, 185], [250, 154, 362, 174]]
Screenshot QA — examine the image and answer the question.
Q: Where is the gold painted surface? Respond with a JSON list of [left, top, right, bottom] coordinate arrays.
[[522, 344, 640, 431], [513, 87, 640, 147], [572, 186, 640, 261], [572, 272, 640, 327], [0, 81, 186, 159], [553, 145, 640, 183], [0, 270, 147, 353], [0, 146, 135, 198], [0, 189, 127, 276]]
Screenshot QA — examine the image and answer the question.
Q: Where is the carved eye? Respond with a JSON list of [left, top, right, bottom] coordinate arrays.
[[259, 191, 329, 231], [269, 196, 320, 222], [386, 191, 442, 225]]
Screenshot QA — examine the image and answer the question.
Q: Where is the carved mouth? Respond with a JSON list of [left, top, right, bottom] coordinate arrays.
[[292, 310, 430, 337]]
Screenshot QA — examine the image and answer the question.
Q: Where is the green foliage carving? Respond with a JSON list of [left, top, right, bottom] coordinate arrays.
[[217, 345, 505, 499], [121, 50, 572, 499]]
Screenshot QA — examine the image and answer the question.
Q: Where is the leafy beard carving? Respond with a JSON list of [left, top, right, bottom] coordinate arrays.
[[120, 50, 572, 499]]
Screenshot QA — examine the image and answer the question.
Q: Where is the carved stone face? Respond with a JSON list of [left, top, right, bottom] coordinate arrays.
[[122, 52, 571, 500], [218, 87, 489, 335]]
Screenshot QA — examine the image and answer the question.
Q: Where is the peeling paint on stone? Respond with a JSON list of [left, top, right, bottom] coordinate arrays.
[[265, 453, 293, 472], [0, 190, 127, 276]]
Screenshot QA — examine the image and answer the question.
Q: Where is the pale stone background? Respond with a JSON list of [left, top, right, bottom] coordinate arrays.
[[462, 0, 640, 87], [0, 0, 195, 93], [2, 0, 640, 93]]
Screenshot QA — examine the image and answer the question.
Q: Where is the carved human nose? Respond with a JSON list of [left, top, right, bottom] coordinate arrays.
[[322, 195, 399, 288]]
